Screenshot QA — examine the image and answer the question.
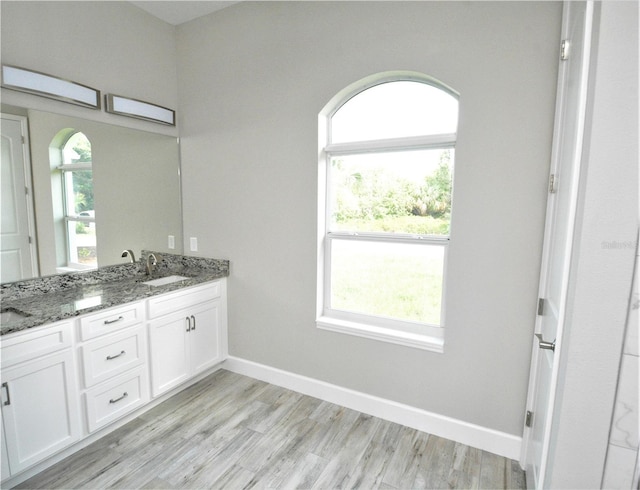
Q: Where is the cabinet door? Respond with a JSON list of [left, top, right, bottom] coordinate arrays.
[[189, 299, 222, 375], [1, 410, 10, 480], [1, 350, 81, 474], [148, 312, 190, 397]]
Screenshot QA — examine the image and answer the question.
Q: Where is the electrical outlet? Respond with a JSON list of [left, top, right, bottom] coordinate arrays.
[[190, 237, 198, 252], [168, 235, 175, 249]]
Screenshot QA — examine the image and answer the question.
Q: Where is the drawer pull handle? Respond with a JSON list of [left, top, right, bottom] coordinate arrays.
[[109, 392, 128, 404], [104, 316, 124, 325], [191, 315, 196, 331], [106, 350, 126, 361], [2, 382, 10, 406]]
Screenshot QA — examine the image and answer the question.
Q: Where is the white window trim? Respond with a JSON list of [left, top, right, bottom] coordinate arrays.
[[325, 133, 456, 155], [59, 138, 96, 270], [316, 73, 457, 351], [317, 315, 445, 353]]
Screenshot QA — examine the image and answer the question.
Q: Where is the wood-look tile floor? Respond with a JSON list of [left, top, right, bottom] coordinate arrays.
[[17, 369, 526, 489]]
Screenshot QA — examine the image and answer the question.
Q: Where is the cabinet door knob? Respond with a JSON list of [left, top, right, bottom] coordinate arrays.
[[2, 382, 10, 406]]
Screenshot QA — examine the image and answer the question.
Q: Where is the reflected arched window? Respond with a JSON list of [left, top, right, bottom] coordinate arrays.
[[317, 74, 459, 350], [55, 131, 97, 270]]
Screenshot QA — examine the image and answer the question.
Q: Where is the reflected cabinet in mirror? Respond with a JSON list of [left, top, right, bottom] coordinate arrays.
[[1, 107, 182, 282]]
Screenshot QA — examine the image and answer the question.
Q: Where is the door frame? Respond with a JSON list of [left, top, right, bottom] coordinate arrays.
[[519, 1, 595, 486], [1, 113, 39, 280]]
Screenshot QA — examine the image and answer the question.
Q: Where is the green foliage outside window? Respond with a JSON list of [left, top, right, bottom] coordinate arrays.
[[332, 150, 453, 235]]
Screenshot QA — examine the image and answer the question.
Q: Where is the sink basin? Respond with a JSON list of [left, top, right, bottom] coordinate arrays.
[[142, 275, 189, 287], [0, 309, 29, 323]]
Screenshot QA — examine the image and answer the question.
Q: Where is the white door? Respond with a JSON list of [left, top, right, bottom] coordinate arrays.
[[0, 114, 38, 282], [521, 2, 594, 488]]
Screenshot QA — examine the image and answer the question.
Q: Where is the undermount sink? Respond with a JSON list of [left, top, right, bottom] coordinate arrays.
[[1, 309, 30, 323], [142, 275, 189, 287]]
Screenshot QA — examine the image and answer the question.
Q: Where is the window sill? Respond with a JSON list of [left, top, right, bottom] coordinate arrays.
[[316, 316, 444, 353]]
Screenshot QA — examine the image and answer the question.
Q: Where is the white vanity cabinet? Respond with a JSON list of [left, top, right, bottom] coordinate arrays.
[[0, 321, 82, 475], [0, 276, 227, 486], [1, 411, 10, 478], [148, 280, 227, 397], [78, 303, 150, 433]]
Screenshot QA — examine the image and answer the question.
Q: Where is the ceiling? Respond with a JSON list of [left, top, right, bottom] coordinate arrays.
[[130, 1, 239, 25]]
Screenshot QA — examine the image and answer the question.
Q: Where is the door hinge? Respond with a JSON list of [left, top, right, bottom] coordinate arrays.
[[549, 173, 557, 193], [526, 410, 533, 427], [537, 298, 545, 316], [28, 236, 33, 244], [561, 40, 570, 61]]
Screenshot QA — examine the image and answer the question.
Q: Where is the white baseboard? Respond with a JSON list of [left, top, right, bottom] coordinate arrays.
[[223, 356, 522, 460]]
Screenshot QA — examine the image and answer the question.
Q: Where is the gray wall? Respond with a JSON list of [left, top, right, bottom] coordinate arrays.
[[177, 1, 562, 436]]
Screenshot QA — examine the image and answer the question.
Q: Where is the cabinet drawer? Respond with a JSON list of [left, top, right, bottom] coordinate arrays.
[[147, 282, 221, 319], [79, 303, 144, 341], [84, 367, 149, 433], [81, 326, 147, 388], [1, 321, 73, 368]]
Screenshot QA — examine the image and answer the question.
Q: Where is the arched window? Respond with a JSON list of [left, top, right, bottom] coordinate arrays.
[[53, 131, 97, 270], [317, 73, 459, 351]]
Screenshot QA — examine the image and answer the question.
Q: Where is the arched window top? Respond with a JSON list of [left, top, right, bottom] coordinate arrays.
[[61, 131, 91, 166], [330, 79, 458, 144]]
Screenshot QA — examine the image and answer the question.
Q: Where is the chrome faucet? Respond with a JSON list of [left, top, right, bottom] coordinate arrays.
[[146, 253, 158, 275], [121, 249, 136, 263]]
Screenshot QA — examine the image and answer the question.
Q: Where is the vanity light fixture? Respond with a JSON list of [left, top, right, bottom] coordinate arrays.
[[105, 94, 175, 126], [1, 64, 101, 109]]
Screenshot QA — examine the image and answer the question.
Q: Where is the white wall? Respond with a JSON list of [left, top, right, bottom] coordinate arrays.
[[545, 2, 639, 487], [0, 1, 178, 137], [177, 1, 562, 436]]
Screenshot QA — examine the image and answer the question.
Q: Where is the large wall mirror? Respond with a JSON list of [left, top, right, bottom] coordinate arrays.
[[1, 106, 182, 282]]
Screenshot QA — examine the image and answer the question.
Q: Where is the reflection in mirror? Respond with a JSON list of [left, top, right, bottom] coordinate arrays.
[[55, 130, 98, 270], [0, 107, 183, 282]]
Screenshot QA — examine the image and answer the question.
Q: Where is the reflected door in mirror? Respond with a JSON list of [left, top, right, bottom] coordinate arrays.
[[1, 114, 38, 282]]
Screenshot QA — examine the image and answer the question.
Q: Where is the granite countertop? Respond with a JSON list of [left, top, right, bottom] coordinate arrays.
[[0, 251, 229, 336]]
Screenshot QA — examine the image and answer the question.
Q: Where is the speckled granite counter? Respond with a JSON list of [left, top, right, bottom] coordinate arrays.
[[0, 251, 229, 336]]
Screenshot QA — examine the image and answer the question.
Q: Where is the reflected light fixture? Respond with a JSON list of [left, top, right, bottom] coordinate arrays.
[[1, 64, 101, 109], [105, 94, 175, 126]]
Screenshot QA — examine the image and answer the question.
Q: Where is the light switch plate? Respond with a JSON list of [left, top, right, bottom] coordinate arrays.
[[168, 235, 175, 249], [190, 237, 198, 251]]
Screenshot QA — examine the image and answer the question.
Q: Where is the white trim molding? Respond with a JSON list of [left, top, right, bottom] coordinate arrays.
[[316, 315, 444, 352], [223, 356, 522, 461]]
